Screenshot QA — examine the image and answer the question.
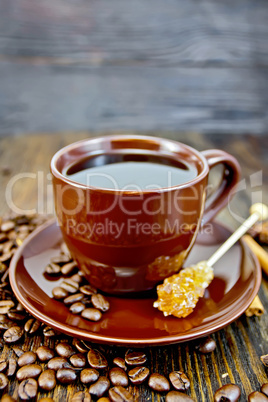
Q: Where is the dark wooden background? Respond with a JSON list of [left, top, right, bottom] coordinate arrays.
[[0, 0, 268, 136]]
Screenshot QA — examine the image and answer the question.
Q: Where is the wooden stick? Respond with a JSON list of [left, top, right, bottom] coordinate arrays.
[[243, 234, 268, 276], [245, 295, 265, 317]]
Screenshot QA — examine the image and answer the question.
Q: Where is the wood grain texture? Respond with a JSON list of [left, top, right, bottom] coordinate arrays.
[[0, 0, 268, 135], [0, 132, 268, 401]]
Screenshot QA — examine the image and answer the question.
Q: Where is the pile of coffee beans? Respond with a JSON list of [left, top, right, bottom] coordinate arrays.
[[0, 214, 268, 401]]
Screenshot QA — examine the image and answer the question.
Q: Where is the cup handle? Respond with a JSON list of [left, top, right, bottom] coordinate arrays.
[[201, 149, 241, 224]]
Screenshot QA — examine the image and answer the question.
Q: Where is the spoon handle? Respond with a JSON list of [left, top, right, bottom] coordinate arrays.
[[207, 203, 268, 267]]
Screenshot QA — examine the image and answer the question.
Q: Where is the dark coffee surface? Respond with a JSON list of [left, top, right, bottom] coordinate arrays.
[[64, 154, 197, 189]]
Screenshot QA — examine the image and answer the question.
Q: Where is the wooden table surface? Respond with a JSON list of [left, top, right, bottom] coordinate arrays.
[[0, 131, 267, 401]]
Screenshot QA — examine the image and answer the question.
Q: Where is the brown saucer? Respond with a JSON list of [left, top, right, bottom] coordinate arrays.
[[9, 220, 261, 346]]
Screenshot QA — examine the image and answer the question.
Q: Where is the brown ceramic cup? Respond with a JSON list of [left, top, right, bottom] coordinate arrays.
[[51, 135, 240, 294]]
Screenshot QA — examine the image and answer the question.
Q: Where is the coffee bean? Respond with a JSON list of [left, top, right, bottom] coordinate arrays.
[[214, 384, 241, 402], [61, 279, 79, 293], [80, 368, 100, 385], [70, 353, 87, 368], [64, 293, 84, 305], [73, 339, 91, 354], [169, 371, 190, 391], [18, 378, 38, 400], [1, 221, 15, 232], [109, 367, 128, 387], [36, 346, 55, 362], [0, 252, 13, 263], [89, 376, 110, 398], [7, 357, 17, 377], [61, 261, 77, 275], [97, 399, 110, 402], [52, 287, 69, 300], [113, 357, 127, 371], [71, 391, 91, 402], [7, 309, 27, 322], [87, 349, 108, 369], [166, 391, 195, 402], [0, 395, 16, 402], [45, 263, 61, 275], [71, 274, 83, 284], [3, 326, 24, 343], [262, 384, 268, 396], [0, 358, 7, 372], [12, 346, 24, 357], [81, 308, 102, 322], [91, 294, 110, 312], [56, 368, 77, 384], [80, 285, 97, 296], [51, 255, 71, 264], [70, 302, 86, 314], [56, 342, 75, 358], [38, 369, 56, 391], [125, 349, 147, 366], [128, 366, 150, 385], [18, 351, 37, 367], [248, 391, 268, 401], [0, 300, 15, 314], [47, 357, 70, 370], [196, 337, 216, 354], [0, 373, 8, 393], [148, 373, 170, 392], [16, 364, 42, 381], [43, 326, 56, 338], [24, 318, 41, 334], [109, 386, 133, 402]]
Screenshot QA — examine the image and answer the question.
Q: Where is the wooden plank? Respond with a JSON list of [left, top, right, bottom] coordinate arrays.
[[0, 62, 267, 136]]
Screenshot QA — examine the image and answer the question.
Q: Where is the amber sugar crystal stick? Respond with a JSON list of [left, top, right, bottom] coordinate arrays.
[[154, 203, 268, 318]]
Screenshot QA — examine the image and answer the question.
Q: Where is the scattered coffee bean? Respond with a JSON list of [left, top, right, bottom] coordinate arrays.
[[80, 368, 99, 385], [73, 339, 91, 354], [60, 279, 79, 293], [214, 384, 241, 402], [3, 326, 24, 343], [97, 399, 110, 402], [56, 368, 77, 384], [248, 391, 268, 401], [16, 364, 42, 381], [148, 373, 170, 392], [47, 357, 70, 371], [70, 302, 86, 314], [128, 366, 150, 385], [0, 373, 8, 393], [80, 285, 97, 296], [0, 358, 7, 372], [1, 221, 15, 233], [89, 376, 110, 398], [113, 357, 127, 371], [0, 300, 15, 314], [262, 384, 268, 396], [70, 353, 87, 368], [24, 318, 41, 334], [125, 349, 147, 366], [87, 349, 108, 369], [81, 308, 102, 322], [7, 358, 17, 377], [56, 342, 75, 358], [109, 385, 133, 402], [196, 337, 216, 354], [169, 371, 190, 391], [109, 367, 128, 387], [52, 287, 69, 300], [38, 369, 56, 391], [18, 378, 38, 400], [166, 391, 195, 402], [63, 293, 84, 305], [12, 346, 24, 357], [0, 395, 16, 402], [91, 294, 110, 312], [7, 309, 27, 322], [70, 274, 83, 284], [61, 261, 77, 275], [43, 326, 56, 337], [36, 346, 55, 362], [18, 351, 37, 367], [51, 255, 71, 264], [45, 263, 61, 276], [71, 391, 91, 402]]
